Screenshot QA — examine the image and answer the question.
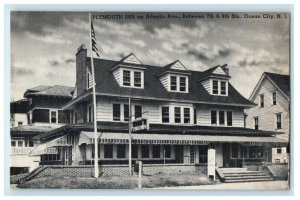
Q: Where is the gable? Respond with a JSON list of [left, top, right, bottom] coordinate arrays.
[[169, 60, 187, 71], [121, 53, 142, 65], [212, 66, 226, 75]]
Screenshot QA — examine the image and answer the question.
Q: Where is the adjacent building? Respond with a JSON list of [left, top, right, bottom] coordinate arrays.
[[10, 85, 74, 174], [30, 44, 287, 174], [246, 72, 290, 163]]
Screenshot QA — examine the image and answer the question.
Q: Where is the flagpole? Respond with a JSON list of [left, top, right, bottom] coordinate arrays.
[[89, 13, 99, 178], [128, 97, 132, 176]]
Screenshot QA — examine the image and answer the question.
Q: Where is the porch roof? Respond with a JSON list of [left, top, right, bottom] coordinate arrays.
[[80, 131, 288, 146]]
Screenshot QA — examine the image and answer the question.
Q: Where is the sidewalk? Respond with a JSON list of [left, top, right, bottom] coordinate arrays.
[[155, 181, 289, 190]]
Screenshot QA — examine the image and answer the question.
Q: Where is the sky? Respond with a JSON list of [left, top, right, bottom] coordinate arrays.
[[10, 12, 290, 101]]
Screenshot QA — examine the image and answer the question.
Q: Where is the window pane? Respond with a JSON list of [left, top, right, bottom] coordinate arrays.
[[117, 144, 126, 158], [211, 110, 217, 125], [134, 71, 141, 87], [227, 111, 232, 126], [51, 111, 57, 123], [162, 107, 169, 123], [190, 146, 195, 164], [134, 105, 142, 119], [104, 144, 113, 158], [254, 117, 259, 130], [260, 94, 264, 107], [213, 81, 218, 94], [141, 145, 149, 158], [249, 146, 256, 158], [174, 107, 181, 123], [18, 141, 23, 147], [123, 70, 131, 86], [113, 104, 120, 121], [184, 108, 190, 123], [11, 141, 16, 147], [273, 92, 277, 105], [276, 113, 282, 129], [132, 145, 138, 158], [220, 81, 226, 95], [179, 77, 186, 92], [194, 109, 197, 124], [199, 145, 208, 164], [170, 76, 177, 91], [219, 111, 225, 125], [164, 145, 171, 158], [124, 104, 129, 122], [152, 145, 161, 158]]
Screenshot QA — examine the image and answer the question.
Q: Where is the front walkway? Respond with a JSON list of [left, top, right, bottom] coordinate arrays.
[[155, 181, 289, 190]]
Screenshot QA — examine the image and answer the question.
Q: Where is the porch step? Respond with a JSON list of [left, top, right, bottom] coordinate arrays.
[[216, 168, 273, 183]]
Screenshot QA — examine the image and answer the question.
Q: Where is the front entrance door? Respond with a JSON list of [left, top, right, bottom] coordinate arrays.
[[223, 143, 231, 167]]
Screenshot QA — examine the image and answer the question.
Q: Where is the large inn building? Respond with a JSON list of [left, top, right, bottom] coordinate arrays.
[[15, 44, 288, 177]]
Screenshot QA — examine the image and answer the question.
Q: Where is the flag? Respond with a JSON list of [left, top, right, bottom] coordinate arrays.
[[91, 20, 100, 57]]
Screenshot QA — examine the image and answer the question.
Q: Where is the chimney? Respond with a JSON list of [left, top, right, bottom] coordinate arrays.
[[76, 44, 87, 96], [221, 64, 229, 75]]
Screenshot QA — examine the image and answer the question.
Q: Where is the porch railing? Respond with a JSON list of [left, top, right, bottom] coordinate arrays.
[[10, 147, 35, 155]]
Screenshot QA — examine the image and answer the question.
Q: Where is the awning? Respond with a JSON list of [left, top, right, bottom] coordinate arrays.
[[79, 132, 288, 146], [30, 135, 70, 156]]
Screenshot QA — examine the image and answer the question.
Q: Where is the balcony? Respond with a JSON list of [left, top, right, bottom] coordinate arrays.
[[10, 147, 35, 155]]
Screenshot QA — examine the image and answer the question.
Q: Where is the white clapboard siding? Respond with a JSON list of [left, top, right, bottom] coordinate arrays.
[[122, 54, 142, 64], [170, 60, 186, 71], [213, 66, 226, 75], [246, 77, 289, 138], [201, 79, 211, 94], [159, 74, 169, 91], [232, 110, 244, 127], [112, 68, 122, 86], [96, 100, 112, 121], [143, 103, 161, 124], [197, 107, 211, 126]]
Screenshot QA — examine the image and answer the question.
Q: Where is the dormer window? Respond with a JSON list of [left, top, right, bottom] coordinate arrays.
[[180, 77, 186, 92], [123, 70, 131, 86], [211, 79, 228, 96], [170, 76, 177, 91], [134, 71, 141, 87], [220, 81, 226, 95], [213, 80, 218, 94]]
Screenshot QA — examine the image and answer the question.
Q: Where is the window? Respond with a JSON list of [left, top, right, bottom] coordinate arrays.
[[174, 107, 181, 123], [124, 104, 129, 122], [134, 105, 142, 119], [199, 145, 208, 163], [170, 76, 177, 91], [254, 117, 259, 130], [184, 108, 190, 124], [18, 122, 23, 126], [190, 146, 195, 164], [141, 145, 149, 158], [257, 146, 263, 158], [91, 144, 100, 158], [249, 146, 256, 158], [29, 141, 34, 147], [219, 111, 225, 125], [152, 145, 161, 158], [132, 145, 138, 158], [164, 145, 171, 158], [87, 72, 91, 89], [213, 80, 218, 94], [134, 71, 141, 87], [50, 110, 57, 123], [87, 105, 92, 122], [74, 112, 78, 123], [276, 113, 282, 129], [113, 104, 120, 121], [220, 81, 226, 95], [194, 109, 197, 124], [260, 94, 264, 107], [104, 144, 113, 158], [123, 70, 131, 86], [18, 141, 23, 147], [179, 77, 186, 92], [273, 92, 277, 105], [211, 110, 217, 125], [227, 111, 232, 126], [277, 148, 282, 154], [117, 144, 126, 158], [162, 107, 169, 123], [11, 141, 16, 147]]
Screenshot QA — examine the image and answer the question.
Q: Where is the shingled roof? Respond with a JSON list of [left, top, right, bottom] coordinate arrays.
[[24, 85, 74, 98], [78, 57, 254, 107], [265, 72, 290, 98]]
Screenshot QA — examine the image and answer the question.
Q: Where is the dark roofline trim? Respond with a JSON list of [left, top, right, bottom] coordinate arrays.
[[110, 64, 147, 72], [63, 91, 256, 110], [157, 70, 192, 78], [249, 73, 290, 101], [198, 74, 231, 82]]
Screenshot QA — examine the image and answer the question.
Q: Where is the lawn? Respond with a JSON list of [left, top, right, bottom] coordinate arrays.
[[16, 173, 216, 189]]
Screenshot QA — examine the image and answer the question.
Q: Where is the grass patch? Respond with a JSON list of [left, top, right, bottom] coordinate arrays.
[[16, 173, 216, 189]]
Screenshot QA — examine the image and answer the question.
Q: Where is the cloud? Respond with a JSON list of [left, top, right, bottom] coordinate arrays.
[[49, 60, 59, 67], [65, 58, 75, 64]]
